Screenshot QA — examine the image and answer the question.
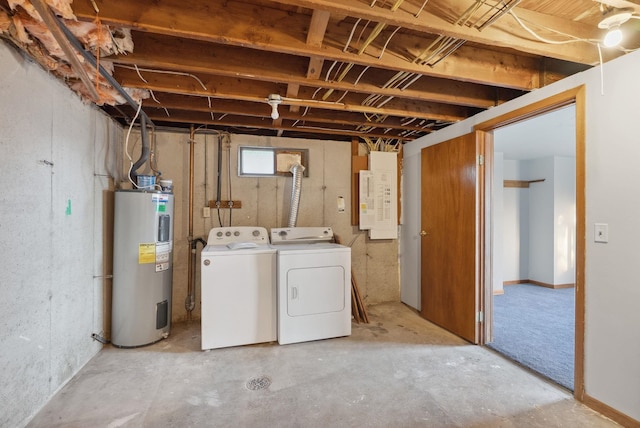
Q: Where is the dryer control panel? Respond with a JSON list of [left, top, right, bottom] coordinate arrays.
[[270, 227, 334, 245]]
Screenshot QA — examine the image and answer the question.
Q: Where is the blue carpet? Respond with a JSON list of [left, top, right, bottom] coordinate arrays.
[[488, 284, 574, 390]]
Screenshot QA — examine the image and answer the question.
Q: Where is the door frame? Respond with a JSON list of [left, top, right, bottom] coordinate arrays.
[[474, 85, 586, 399]]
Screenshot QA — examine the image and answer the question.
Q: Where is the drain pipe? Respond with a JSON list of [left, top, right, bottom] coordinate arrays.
[[185, 125, 196, 321], [287, 163, 305, 227]]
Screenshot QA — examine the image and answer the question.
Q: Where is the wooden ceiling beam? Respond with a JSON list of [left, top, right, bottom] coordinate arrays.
[[114, 67, 468, 122], [268, 0, 605, 64], [140, 93, 435, 132], [74, 0, 558, 90], [139, 109, 415, 141], [293, 9, 331, 114], [73, 0, 604, 69], [106, 32, 522, 108]]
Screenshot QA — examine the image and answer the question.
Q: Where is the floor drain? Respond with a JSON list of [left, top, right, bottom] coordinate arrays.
[[245, 376, 271, 391]]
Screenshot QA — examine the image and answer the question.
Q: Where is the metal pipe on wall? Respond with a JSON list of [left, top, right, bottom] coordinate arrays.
[[185, 125, 196, 320]]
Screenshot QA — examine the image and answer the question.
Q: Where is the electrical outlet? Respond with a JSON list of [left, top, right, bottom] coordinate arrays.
[[202, 207, 211, 218], [594, 223, 608, 243]]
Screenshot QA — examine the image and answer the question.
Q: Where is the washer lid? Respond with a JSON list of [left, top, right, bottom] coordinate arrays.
[[202, 243, 275, 255]]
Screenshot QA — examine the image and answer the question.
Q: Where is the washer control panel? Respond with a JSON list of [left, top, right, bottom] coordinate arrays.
[[206, 226, 269, 245]]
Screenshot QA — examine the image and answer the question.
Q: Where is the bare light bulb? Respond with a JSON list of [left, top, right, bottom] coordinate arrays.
[[267, 94, 282, 120], [270, 103, 279, 119], [603, 27, 623, 47], [598, 10, 633, 48]]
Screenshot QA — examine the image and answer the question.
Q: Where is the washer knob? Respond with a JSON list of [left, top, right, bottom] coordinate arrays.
[[225, 231, 231, 237], [234, 231, 240, 236], [252, 230, 260, 237], [216, 231, 223, 237], [279, 230, 287, 237]]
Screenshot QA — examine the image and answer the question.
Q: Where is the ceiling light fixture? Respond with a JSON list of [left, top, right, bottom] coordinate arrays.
[[598, 8, 634, 47], [267, 94, 282, 120]]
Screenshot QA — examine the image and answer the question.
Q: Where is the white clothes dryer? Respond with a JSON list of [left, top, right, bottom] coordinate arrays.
[[200, 227, 276, 350], [271, 227, 351, 345]]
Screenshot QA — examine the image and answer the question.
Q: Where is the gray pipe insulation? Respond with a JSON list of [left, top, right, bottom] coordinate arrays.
[[288, 163, 305, 228], [130, 115, 150, 183]]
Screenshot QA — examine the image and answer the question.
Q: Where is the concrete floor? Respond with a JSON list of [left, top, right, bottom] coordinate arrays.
[[28, 303, 617, 428]]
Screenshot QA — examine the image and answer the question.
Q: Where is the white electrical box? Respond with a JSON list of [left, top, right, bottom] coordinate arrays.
[[359, 151, 398, 239]]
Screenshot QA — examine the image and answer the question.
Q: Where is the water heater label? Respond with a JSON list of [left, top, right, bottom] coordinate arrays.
[[138, 243, 156, 264], [152, 194, 169, 212], [155, 262, 169, 272], [152, 194, 169, 203], [156, 243, 170, 263]]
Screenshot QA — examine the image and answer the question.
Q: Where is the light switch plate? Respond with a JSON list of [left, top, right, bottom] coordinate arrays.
[[594, 223, 608, 243]]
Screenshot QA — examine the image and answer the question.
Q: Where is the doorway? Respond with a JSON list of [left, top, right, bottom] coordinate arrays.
[[474, 86, 586, 398], [488, 105, 577, 390]]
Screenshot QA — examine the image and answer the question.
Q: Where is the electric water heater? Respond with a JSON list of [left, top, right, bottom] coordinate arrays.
[[112, 189, 174, 347]]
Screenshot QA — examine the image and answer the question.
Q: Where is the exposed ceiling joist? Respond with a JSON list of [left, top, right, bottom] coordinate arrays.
[[4, 0, 635, 142]]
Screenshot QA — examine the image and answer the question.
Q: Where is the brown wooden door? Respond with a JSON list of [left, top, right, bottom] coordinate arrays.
[[420, 131, 487, 344]]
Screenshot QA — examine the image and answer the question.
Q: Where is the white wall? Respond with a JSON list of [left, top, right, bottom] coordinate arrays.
[[498, 157, 575, 286], [0, 43, 120, 427], [527, 157, 556, 284], [501, 163, 530, 282], [400, 153, 422, 308], [501, 160, 530, 282], [554, 156, 576, 285], [402, 49, 640, 421]]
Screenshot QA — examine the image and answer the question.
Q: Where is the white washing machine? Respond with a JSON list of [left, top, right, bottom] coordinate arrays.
[[271, 227, 351, 345], [201, 226, 276, 350]]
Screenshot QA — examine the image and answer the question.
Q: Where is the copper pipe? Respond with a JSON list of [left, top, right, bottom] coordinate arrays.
[[189, 125, 195, 238]]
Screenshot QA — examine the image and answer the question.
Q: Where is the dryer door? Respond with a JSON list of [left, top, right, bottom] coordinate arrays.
[[287, 266, 346, 316]]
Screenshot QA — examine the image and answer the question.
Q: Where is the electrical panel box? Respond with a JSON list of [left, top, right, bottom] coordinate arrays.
[[359, 151, 398, 239]]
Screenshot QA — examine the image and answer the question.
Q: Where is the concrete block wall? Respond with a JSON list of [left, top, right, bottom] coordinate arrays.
[[123, 130, 401, 322], [0, 42, 121, 427]]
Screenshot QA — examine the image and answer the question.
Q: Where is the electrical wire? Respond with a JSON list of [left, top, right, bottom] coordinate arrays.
[[378, 26, 401, 59], [116, 64, 208, 90], [133, 64, 148, 83], [125, 100, 143, 188], [508, 10, 597, 45], [353, 66, 371, 85], [344, 18, 362, 51], [597, 43, 605, 96]]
